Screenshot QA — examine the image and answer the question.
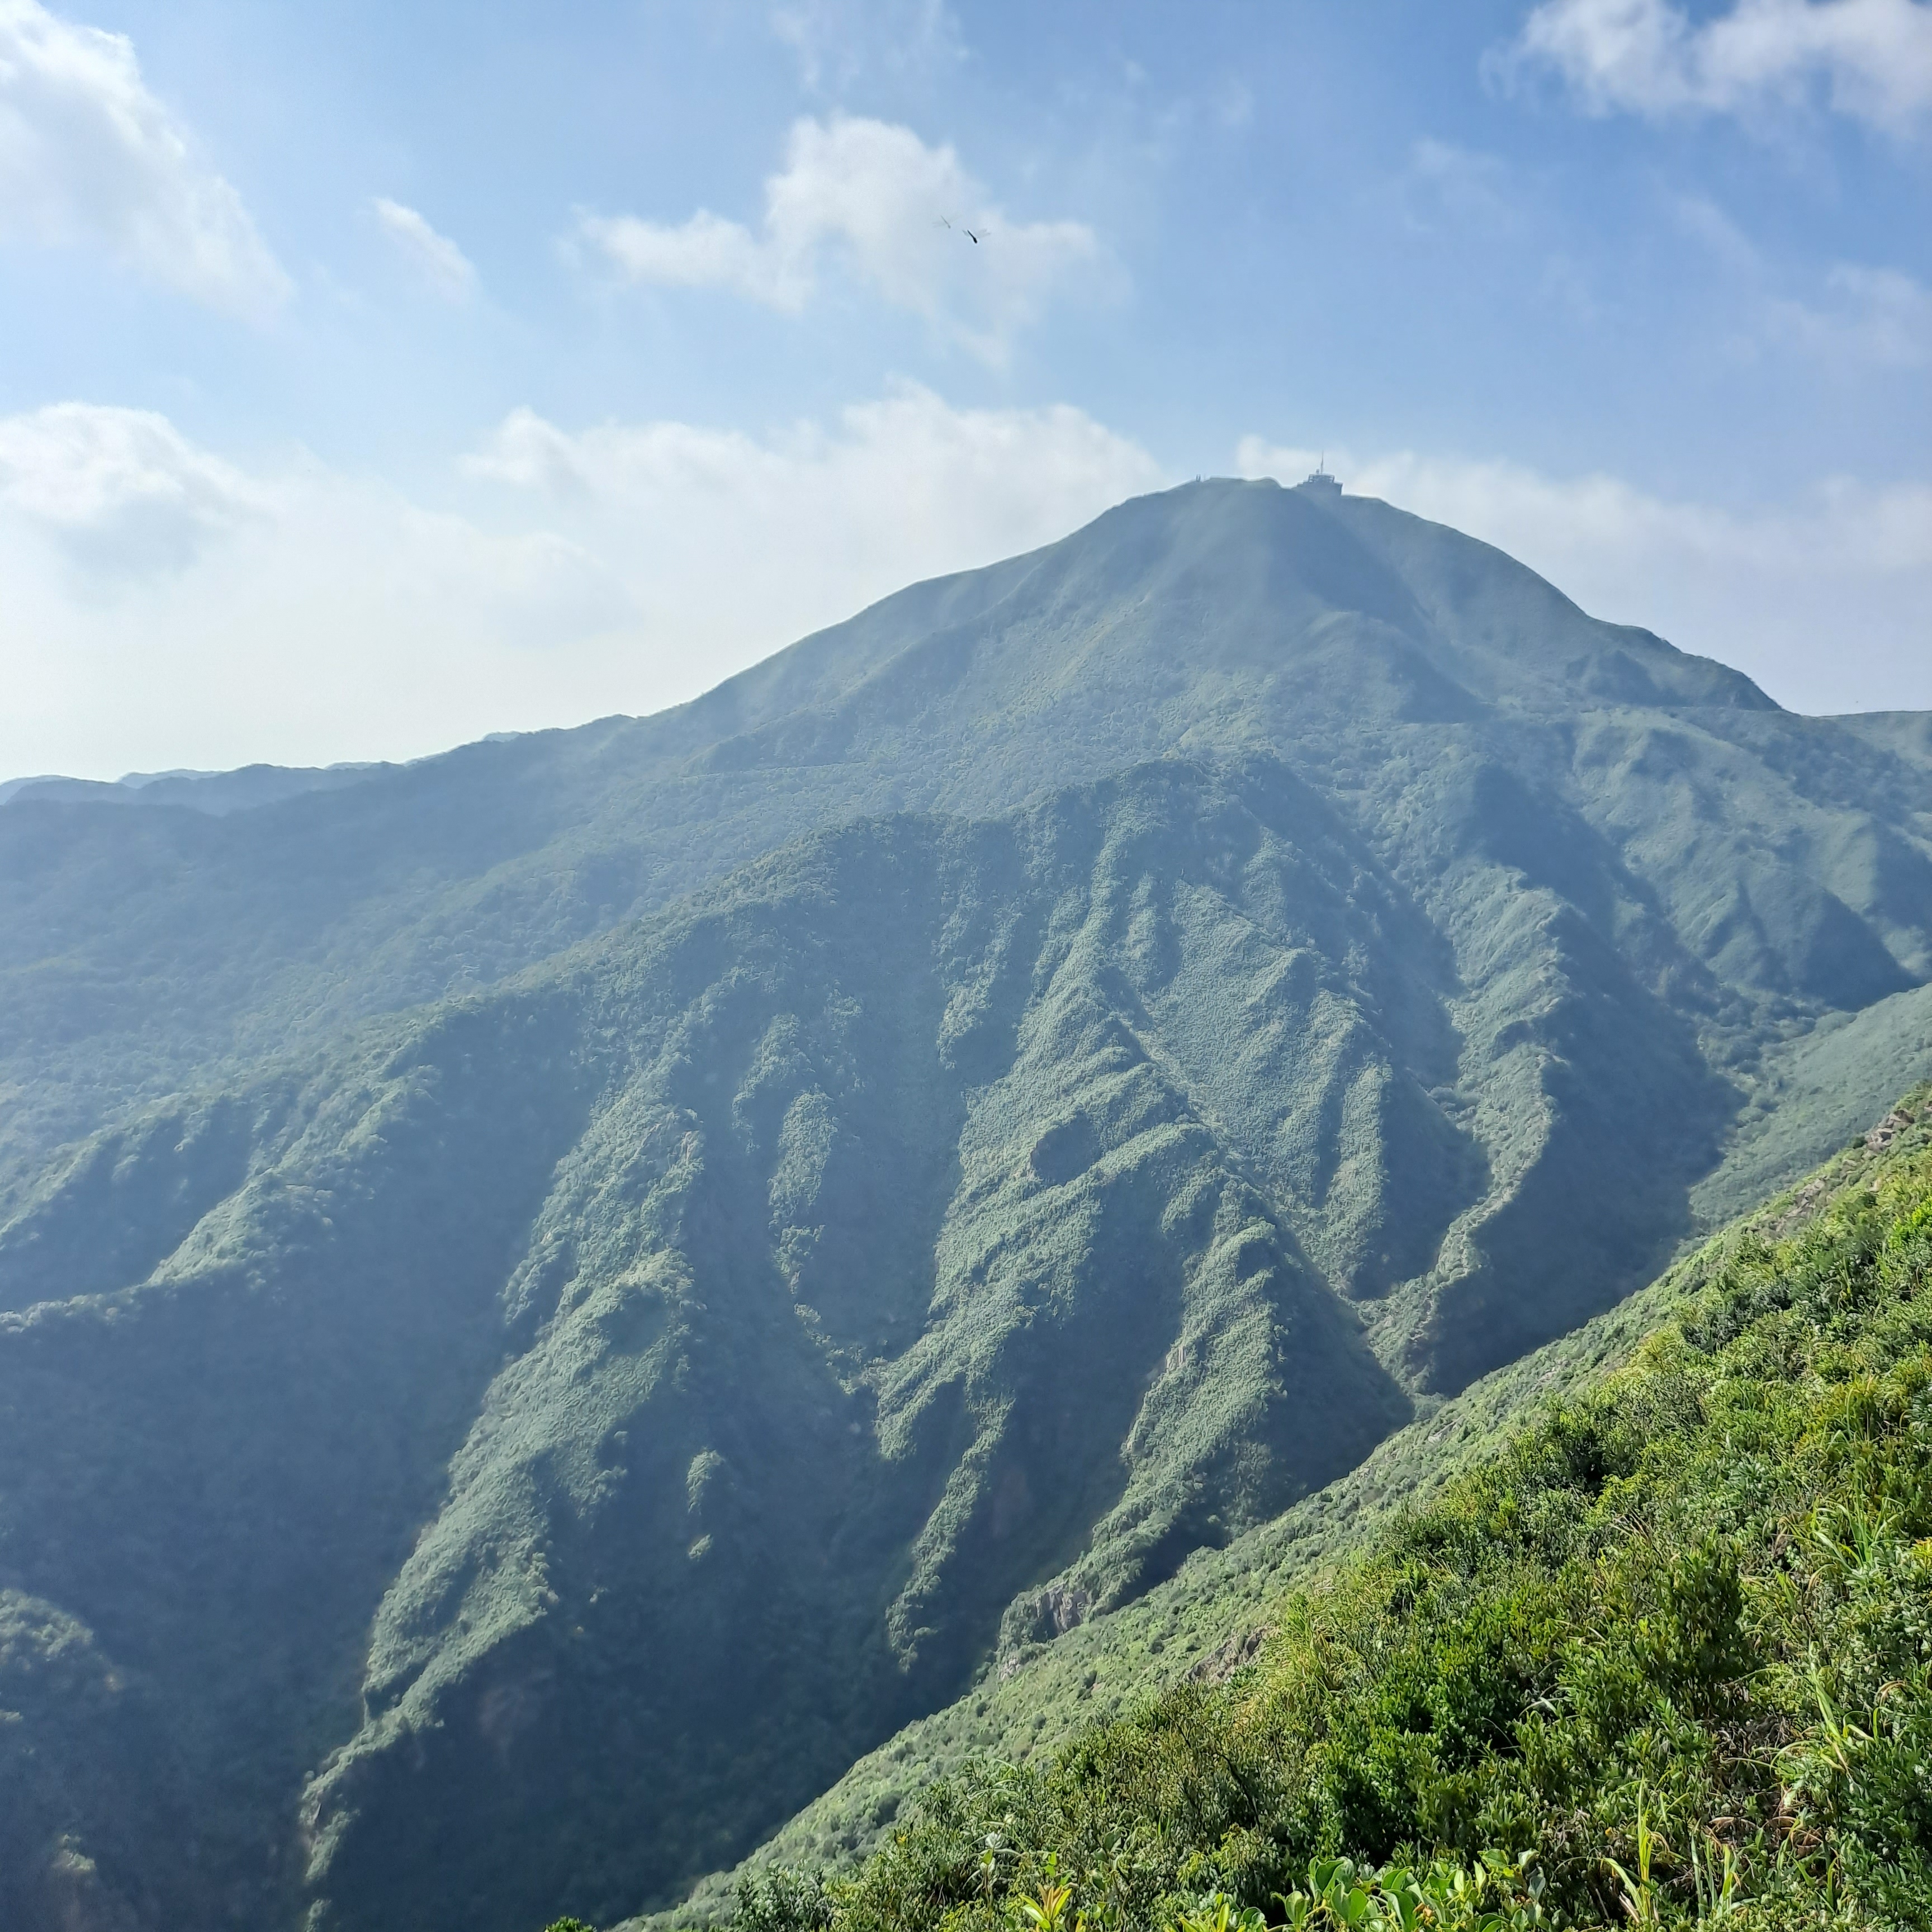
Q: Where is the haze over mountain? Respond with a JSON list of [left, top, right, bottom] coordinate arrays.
[[3, 477, 1931, 1932]]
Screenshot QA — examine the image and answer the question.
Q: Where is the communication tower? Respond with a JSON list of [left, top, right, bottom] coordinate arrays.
[[1297, 454, 1342, 499]]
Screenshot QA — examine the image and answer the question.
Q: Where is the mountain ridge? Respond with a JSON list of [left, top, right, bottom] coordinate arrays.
[[0, 479, 1810, 1191], [1, 479, 1930, 1932]]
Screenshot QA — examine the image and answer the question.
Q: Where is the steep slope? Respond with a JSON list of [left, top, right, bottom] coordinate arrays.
[[2, 761, 1429, 1931], [1, 480, 1929, 1932], [685, 1087, 1930, 1911], [733, 1086, 1932, 1932]]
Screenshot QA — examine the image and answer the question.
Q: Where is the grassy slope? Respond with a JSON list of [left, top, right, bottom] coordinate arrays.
[[664, 1087, 1932, 1924], [1692, 983, 1932, 1227], [694, 1083, 1932, 1932]]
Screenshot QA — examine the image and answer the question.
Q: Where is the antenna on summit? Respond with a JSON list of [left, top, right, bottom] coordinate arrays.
[[1297, 451, 1342, 499]]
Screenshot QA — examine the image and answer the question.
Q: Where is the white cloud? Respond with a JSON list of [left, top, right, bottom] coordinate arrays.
[[770, 0, 964, 93], [584, 206, 794, 304], [0, 0, 289, 316], [1769, 262, 1932, 365], [0, 403, 263, 580], [574, 115, 1104, 362], [0, 389, 1163, 779], [372, 197, 476, 302], [463, 382, 1165, 642], [0, 402, 634, 778], [1502, 0, 1932, 134], [1237, 436, 1932, 714]]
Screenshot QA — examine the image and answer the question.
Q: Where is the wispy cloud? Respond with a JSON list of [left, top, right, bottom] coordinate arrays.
[[1499, 0, 1932, 135], [770, 0, 965, 93], [0, 0, 290, 318], [1237, 435, 1932, 713], [1769, 262, 1932, 366], [1666, 195, 1929, 368], [1670, 192, 1761, 272], [1401, 138, 1519, 232], [372, 198, 477, 302], [572, 115, 1105, 363]]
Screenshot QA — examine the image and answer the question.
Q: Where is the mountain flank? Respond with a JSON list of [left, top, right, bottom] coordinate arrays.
[[689, 1086, 1932, 1932], [0, 478, 1928, 1932]]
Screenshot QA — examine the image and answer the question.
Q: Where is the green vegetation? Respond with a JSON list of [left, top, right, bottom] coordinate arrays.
[[705, 1092, 1932, 1931], [678, 1213, 1729, 1910], [5, 480, 1930, 1213], [2, 481, 1930, 1932]]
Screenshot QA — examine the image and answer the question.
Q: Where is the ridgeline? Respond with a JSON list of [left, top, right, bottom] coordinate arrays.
[[2, 479, 1930, 1932]]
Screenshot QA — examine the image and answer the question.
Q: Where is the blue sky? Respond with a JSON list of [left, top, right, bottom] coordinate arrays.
[[1, 0, 1928, 777]]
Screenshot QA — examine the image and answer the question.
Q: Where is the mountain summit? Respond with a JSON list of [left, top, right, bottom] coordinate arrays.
[[2, 481, 1930, 1932]]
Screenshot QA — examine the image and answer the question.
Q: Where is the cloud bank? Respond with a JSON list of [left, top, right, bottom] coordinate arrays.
[[1504, 0, 1932, 134], [0, 0, 288, 316], [0, 389, 1163, 778], [574, 115, 1104, 361], [1238, 435, 1932, 716]]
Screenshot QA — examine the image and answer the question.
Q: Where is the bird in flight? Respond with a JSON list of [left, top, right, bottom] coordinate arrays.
[[935, 216, 982, 244]]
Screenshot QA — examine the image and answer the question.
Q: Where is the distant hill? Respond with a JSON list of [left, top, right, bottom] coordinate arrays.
[[1, 479, 1929, 1932], [0, 760, 384, 814]]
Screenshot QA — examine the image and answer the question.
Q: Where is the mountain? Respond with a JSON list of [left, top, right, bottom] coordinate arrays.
[[1, 477, 1930, 1932], [686, 1082, 1932, 1914], [9, 477, 1926, 1198]]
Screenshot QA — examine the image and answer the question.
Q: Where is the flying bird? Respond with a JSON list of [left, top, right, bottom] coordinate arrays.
[[935, 216, 981, 244]]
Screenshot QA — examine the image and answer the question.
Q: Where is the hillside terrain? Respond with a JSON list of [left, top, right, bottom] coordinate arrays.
[[703, 1087, 1932, 1931], [8, 479, 1931, 1199], [675, 1088, 1931, 1911], [1, 478, 1930, 1932]]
